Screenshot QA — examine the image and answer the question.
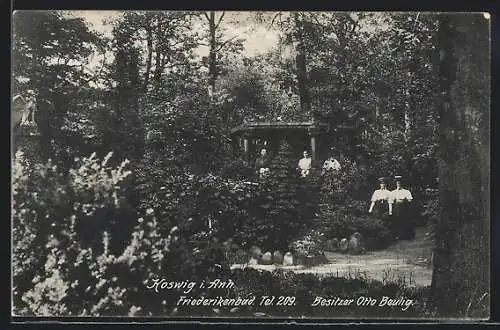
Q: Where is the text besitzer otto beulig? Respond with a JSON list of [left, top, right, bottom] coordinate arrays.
[[145, 278, 416, 311]]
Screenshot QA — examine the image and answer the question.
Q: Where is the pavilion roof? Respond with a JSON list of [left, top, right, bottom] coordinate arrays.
[[230, 121, 328, 135]]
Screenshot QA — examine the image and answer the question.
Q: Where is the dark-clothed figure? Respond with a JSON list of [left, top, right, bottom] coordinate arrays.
[[390, 175, 414, 240], [255, 148, 271, 178]]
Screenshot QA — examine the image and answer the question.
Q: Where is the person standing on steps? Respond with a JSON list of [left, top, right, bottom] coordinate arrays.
[[254, 148, 271, 178], [368, 177, 393, 217], [390, 175, 415, 240], [297, 150, 312, 177]]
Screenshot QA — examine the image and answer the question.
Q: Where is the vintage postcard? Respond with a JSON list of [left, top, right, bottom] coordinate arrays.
[[11, 10, 491, 321]]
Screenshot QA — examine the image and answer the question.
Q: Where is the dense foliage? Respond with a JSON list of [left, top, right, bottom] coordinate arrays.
[[13, 151, 232, 316], [13, 151, 134, 315], [12, 11, 487, 318], [12, 11, 107, 162]]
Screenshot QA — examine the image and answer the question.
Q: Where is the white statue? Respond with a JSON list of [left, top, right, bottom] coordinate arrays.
[[13, 91, 38, 129], [21, 93, 38, 126]]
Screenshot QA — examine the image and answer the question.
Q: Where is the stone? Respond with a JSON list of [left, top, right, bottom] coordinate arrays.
[[348, 232, 365, 254], [325, 238, 339, 251], [331, 238, 339, 251], [282, 252, 294, 266], [260, 251, 273, 265], [339, 238, 349, 252], [272, 251, 283, 264], [249, 246, 262, 259]]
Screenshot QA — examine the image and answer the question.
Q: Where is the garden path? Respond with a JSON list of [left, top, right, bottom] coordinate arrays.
[[230, 227, 433, 287]]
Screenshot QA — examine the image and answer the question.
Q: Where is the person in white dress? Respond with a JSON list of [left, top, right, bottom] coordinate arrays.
[[297, 150, 312, 177], [390, 175, 415, 240], [322, 156, 341, 174], [390, 175, 413, 202], [368, 177, 392, 216]]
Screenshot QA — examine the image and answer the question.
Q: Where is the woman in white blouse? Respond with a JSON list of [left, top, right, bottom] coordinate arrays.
[[368, 177, 392, 216], [390, 175, 415, 240], [297, 150, 312, 177]]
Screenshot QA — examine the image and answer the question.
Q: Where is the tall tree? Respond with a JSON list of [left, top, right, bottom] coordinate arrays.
[[360, 13, 440, 187], [259, 12, 372, 121], [432, 13, 490, 317], [199, 11, 244, 97], [101, 20, 145, 163], [116, 12, 199, 94], [12, 11, 106, 160], [260, 12, 316, 116], [385, 13, 438, 144], [292, 12, 311, 114]]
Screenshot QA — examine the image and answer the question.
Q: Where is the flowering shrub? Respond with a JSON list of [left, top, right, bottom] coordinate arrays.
[[290, 230, 325, 257], [68, 152, 131, 209], [320, 155, 370, 203], [13, 148, 232, 316], [13, 151, 134, 315], [21, 248, 70, 316], [18, 207, 174, 316]]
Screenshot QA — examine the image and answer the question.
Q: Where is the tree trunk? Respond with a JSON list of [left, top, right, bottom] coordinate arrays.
[[153, 22, 163, 84], [294, 13, 311, 115], [143, 25, 153, 91], [208, 11, 217, 96], [404, 72, 412, 143], [432, 13, 490, 318]]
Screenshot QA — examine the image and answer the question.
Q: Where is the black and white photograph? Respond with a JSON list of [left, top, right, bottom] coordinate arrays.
[[11, 10, 491, 320]]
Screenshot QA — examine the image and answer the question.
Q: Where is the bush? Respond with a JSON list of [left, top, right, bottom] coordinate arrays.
[[140, 93, 230, 175], [232, 141, 319, 252], [135, 152, 260, 242], [290, 229, 326, 257], [220, 158, 254, 180], [13, 150, 231, 316], [320, 155, 371, 203], [315, 200, 394, 250], [135, 139, 319, 255], [12, 151, 134, 315]]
